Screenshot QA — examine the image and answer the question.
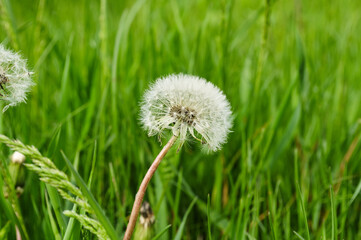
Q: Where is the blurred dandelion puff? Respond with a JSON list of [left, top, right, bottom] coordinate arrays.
[[0, 44, 35, 112], [140, 73, 233, 152], [134, 201, 155, 240]]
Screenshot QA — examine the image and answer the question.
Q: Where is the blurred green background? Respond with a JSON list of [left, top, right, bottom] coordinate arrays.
[[1, 0, 361, 239]]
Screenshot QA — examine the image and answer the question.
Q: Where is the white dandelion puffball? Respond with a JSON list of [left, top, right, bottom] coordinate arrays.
[[140, 73, 233, 152], [0, 44, 34, 112]]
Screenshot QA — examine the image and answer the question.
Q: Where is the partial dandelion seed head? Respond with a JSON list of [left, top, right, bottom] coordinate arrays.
[[0, 44, 35, 112], [139, 201, 155, 228], [140, 73, 233, 152]]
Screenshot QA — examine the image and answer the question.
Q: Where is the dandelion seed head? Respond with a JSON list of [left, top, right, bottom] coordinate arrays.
[[140, 73, 233, 152], [0, 44, 35, 112], [139, 201, 155, 228]]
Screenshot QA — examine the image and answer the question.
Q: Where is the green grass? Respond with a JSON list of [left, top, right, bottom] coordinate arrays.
[[1, 0, 361, 239]]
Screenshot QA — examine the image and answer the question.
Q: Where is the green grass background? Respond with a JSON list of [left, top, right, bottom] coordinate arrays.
[[1, 0, 361, 239]]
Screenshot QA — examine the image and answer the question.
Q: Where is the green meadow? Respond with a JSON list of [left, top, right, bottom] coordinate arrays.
[[1, 0, 361, 239]]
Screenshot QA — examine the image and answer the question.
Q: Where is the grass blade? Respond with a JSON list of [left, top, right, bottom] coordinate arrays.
[[296, 182, 310, 240], [0, 156, 29, 240], [61, 151, 118, 240], [152, 224, 172, 240], [348, 179, 361, 206], [44, 191, 62, 240], [207, 194, 212, 240], [293, 230, 305, 240], [330, 186, 337, 240], [174, 197, 198, 240], [62, 205, 78, 240]]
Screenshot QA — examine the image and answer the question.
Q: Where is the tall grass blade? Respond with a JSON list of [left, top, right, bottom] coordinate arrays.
[[174, 197, 197, 240], [152, 224, 172, 240], [61, 151, 118, 240]]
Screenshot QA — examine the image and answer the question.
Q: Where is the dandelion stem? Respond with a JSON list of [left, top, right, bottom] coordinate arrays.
[[123, 135, 178, 240]]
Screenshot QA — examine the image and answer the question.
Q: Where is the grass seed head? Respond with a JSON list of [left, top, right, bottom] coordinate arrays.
[[0, 44, 35, 112], [140, 73, 233, 152]]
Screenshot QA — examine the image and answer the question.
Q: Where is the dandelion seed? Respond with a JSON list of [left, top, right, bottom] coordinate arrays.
[[140, 73, 233, 152], [0, 44, 35, 112]]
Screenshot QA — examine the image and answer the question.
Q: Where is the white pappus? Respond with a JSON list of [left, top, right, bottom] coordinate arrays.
[[0, 44, 34, 112], [140, 73, 233, 152]]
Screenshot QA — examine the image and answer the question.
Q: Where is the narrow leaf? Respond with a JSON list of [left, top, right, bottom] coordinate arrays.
[[174, 197, 198, 240], [61, 151, 118, 240]]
